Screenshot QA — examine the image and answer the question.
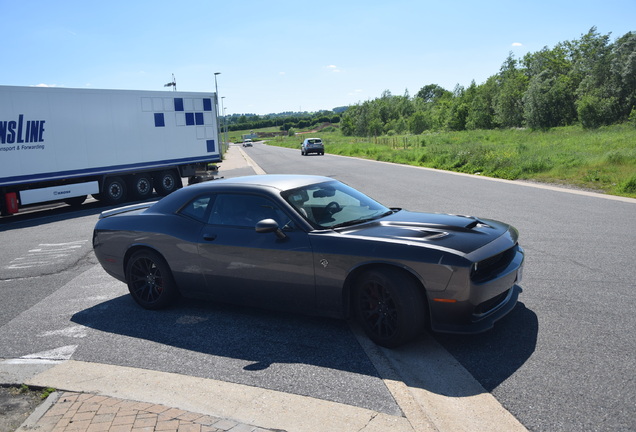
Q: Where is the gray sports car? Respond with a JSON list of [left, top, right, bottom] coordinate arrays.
[[93, 175, 524, 347]]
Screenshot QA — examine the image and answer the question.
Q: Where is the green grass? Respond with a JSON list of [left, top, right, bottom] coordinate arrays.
[[237, 124, 636, 198]]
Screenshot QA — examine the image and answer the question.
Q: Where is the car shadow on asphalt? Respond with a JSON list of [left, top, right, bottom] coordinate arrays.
[[433, 302, 538, 392], [71, 295, 379, 377], [70, 295, 537, 396]]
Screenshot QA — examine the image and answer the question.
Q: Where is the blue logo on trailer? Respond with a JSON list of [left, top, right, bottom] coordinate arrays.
[[0, 115, 45, 144], [152, 97, 215, 153]]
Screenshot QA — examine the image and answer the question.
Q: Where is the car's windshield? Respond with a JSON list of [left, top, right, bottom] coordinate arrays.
[[282, 180, 391, 229]]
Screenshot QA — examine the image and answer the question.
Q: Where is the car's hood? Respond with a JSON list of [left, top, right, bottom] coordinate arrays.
[[337, 210, 514, 255]]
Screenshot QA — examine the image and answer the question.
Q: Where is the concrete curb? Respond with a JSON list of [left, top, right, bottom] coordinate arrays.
[[15, 391, 60, 432]]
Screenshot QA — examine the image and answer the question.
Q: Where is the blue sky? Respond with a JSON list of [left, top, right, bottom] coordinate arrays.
[[2, 0, 634, 115]]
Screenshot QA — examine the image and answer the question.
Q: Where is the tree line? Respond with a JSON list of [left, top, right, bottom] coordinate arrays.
[[340, 28, 636, 136], [225, 111, 341, 132]]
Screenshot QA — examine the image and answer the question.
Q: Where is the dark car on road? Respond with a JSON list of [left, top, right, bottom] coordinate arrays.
[[301, 138, 324, 155], [93, 175, 524, 347]]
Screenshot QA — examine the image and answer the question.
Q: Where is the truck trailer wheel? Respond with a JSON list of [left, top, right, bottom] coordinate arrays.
[[102, 176, 127, 205], [128, 174, 153, 200], [154, 170, 182, 196]]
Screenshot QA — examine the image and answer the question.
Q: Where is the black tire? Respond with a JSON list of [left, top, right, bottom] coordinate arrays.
[[128, 174, 153, 200], [0, 198, 9, 217], [353, 268, 426, 348], [102, 176, 127, 205], [64, 195, 87, 207], [154, 170, 182, 196], [125, 249, 179, 310]]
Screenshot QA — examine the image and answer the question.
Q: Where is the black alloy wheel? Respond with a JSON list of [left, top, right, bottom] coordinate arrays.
[[354, 268, 426, 348], [125, 250, 178, 310]]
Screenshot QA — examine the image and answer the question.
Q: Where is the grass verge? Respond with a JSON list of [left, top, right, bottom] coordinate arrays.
[[261, 124, 636, 198]]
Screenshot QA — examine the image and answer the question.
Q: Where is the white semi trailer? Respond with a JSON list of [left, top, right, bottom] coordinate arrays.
[[0, 85, 221, 215]]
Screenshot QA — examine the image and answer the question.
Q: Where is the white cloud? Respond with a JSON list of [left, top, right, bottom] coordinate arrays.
[[512, 42, 523, 47], [326, 65, 341, 72]]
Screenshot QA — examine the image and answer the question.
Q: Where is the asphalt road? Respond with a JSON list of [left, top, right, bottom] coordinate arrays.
[[1, 142, 634, 431], [241, 142, 636, 431]]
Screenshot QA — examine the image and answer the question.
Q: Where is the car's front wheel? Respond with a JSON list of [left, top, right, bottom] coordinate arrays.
[[125, 250, 179, 310], [353, 268, 426, 347]]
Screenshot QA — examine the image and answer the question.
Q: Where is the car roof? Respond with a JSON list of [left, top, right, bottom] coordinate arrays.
[[149, 175, 334, 213], [208, 174, 330, 189]]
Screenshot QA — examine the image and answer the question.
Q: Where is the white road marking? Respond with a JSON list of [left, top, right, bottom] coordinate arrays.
[[6, 240, 87, 269], [21, 345, 78, 361], [39, 326, 88, 338]]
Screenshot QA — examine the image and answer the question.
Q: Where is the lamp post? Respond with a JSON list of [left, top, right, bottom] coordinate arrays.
[[223, 106, 229, 146], [214, 72, 222, 150], [221, 96, 229, 145]]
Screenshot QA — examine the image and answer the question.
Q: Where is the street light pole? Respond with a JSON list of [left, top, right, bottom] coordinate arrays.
[[223, 107, 229, 145], [221, 96, 229, 145], [214, 72, 222, 151]]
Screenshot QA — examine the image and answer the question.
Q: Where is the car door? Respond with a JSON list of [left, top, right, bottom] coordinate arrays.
[[197, 192, 316, 313]]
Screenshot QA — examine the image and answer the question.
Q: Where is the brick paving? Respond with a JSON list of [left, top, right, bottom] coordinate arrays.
[[33, 392, 276, 432]]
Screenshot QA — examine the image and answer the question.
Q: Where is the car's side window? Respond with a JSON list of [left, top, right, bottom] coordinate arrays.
[[179, 196, 213, 222], [207, 194, 288, 228]]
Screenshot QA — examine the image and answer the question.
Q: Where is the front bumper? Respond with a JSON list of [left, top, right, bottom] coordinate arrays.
[[429, 245, 524, 334], [430, 284, 522, 334]]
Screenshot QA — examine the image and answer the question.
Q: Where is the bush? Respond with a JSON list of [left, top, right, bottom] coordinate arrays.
[[577, 95, 618, 129], [619, 175, 636, 194]]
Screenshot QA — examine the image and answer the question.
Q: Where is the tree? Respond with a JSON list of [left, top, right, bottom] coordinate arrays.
[[494, 53, 528, 127], [409, 111, 430, 134], [576, 93, 618, 128], [445, 84, 470, 131], [466, 76, 497, 130], [416, 84, 451, 103], [609, 32, 636, 121], [524, 70, 577, 129]]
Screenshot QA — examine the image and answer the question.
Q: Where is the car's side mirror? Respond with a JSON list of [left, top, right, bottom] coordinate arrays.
[[255, 218, 287, 239]]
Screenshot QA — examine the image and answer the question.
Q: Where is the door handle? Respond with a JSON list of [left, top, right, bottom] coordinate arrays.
[[203, 233, 217, 241]]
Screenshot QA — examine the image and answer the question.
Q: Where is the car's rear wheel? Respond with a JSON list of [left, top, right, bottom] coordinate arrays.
[[353, 268, 426, 347], [125, 250, 179, 310]]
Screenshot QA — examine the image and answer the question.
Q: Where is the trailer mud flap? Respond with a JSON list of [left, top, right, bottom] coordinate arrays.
[[5, 192, 19, 214]]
